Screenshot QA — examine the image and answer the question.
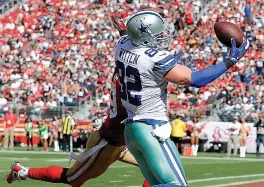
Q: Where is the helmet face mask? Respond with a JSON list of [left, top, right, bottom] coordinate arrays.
[[126, 11, 171, 49], [155, 23, 171, 49]]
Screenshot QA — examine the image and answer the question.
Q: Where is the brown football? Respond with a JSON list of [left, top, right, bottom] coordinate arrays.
[[214, 21, 244, 48]]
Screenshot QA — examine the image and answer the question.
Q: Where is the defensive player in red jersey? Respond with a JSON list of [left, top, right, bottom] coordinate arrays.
[[6, 16, 150, 187]]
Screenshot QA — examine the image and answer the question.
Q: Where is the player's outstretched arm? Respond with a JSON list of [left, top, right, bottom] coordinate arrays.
[[165, 37, 250, 88]]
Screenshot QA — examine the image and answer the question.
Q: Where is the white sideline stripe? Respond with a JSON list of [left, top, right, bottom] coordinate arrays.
[[110, 180, 123, 183], [43, 160, 262, 165], [204, 179, 264, 187], [0, 150, 69, 155], [182, 156, 264, 162], [0, 170, 9, 172], [111, 161, 259, 168], [46, 159, 69, 162], [185, 161, 257, 165], [0, 157, 253, 165], [2, 151, 264, 162], [0, 157, 30, 161], [0, 158, 69, 162], [119, 174, 130, 177], [188, 174, 264, 183], [0, 158, 260, 166]]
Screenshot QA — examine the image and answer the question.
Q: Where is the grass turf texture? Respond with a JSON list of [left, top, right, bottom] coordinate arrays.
[[0, 151, 263, 187]]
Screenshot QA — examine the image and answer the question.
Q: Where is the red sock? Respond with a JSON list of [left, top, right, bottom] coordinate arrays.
[[28, 166, 69, 184], [143, 179, 151, 187]]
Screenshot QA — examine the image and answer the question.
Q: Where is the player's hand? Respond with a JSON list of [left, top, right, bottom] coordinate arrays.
[[175, 51, 196, 72], [224, 36, 250, 67], [230, 37, 250, 60], [180, 55, 197, 72], [174, 50, 182, 62]]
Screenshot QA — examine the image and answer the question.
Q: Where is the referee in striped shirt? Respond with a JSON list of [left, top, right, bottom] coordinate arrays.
[[62, 111, 75, 152]]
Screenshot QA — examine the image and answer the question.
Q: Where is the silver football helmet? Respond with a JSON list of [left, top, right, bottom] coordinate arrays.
[[126, 10, 171, 49]]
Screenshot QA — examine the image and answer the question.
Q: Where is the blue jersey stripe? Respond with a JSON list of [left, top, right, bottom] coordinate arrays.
[[153, 58, 177, 72], [154, 55, 174, 67], [154, 58, 175, 69], [138, 119, 168, 125]]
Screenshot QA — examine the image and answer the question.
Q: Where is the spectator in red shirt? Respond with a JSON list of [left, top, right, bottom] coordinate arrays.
[[3, 108, 18, 150]]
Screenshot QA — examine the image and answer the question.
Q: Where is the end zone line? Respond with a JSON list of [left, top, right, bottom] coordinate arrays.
[[188, 174, 264, 183], [204, 179, 264, 187]]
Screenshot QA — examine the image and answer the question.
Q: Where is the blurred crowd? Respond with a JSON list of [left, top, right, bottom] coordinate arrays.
[[165, 0, 264, 121], [0, 0, 263, 121]]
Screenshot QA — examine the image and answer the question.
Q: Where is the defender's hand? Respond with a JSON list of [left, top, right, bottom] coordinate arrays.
[[111, 15, 126, 36]]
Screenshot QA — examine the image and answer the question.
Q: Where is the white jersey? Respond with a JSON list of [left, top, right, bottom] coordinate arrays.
[[115, 36, 178, 122]]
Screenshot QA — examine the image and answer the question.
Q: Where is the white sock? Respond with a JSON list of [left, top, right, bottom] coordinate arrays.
[[195, 145, 199, 156], [240, 147, 243, 157], [54, 140, 59, 151], [19, 167, 29, 179], [243, 146, 247, 157], [192, 145, 195, 156], [240, 146, 246, 157]]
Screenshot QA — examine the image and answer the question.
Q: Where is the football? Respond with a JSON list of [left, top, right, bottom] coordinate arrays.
[[214, 21, 244, 48]]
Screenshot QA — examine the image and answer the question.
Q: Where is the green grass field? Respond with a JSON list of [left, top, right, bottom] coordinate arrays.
[[0, 150, 264, 187]]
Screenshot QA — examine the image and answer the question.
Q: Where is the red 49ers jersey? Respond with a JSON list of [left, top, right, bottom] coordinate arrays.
[[99, 67, 127, 146]]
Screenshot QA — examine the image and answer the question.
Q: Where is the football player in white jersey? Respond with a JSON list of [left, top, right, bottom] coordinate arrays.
[[116, 11, 250, 187]]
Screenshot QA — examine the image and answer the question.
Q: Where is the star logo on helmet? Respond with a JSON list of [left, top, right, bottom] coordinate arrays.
[[137, 20, 151, 36]]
